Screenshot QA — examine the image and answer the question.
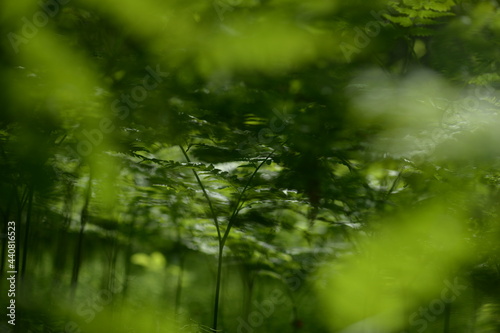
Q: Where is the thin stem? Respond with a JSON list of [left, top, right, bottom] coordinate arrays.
[[180, 145, 273, 332], [178, 145, 222, 331], [212, 246, 223, 331]]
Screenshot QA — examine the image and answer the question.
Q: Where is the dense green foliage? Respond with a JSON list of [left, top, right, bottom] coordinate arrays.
[[1, 0, 500, 332]]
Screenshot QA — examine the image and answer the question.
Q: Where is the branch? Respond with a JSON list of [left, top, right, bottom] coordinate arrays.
[[221, 151, 274, 248], [179, 145, 221, 243]]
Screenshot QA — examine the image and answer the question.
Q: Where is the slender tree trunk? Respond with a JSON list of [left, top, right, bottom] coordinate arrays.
[[70, 216, 86, 299], [14, 186, 28, 285], [0, 217, 9, 274], [122, 215, 136, 298], [109, 236, 118, 292], [175, 251, 185, 314], [443, 302, 451, 333], [70, 174, 92, 300], [174, 211, 184, 314], [0, 191, 14, 274], [53, 220, 70, 288], [242, 271, 254, 321], [53, 181, 74, 286], [103, 232, 118, 318], [102, 231, 117, 290], [20, 185, 34, 281]]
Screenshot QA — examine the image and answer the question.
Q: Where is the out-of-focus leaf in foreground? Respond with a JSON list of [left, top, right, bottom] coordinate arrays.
[[317, 203, 472, 332]]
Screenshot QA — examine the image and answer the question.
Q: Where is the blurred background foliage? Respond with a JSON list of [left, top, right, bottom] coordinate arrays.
[[0, 0, 500, 332]]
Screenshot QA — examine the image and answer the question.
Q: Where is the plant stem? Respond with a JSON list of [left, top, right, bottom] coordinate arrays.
[[180, 145, 273, 332], [214, 152, 273, 331]]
